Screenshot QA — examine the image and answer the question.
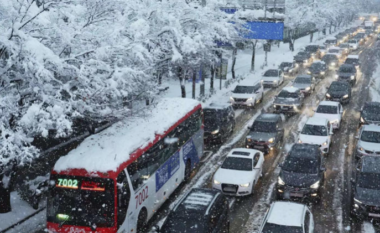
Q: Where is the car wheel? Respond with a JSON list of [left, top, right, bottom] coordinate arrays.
[[184, 160, 191, 182]]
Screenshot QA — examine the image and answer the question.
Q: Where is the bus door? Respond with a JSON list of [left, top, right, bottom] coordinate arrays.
[[117, 170, 130, 230]]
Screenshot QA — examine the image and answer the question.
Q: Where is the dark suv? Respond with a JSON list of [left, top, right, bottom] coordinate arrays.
[[158, 188, 229, 233], [203, 103, 235, 144], [246, 114, 284, 154], [337, 64, 357, 86], [276, 143, 326, 203], [359, 102, 380, 126], [351, 156, 380, 221]]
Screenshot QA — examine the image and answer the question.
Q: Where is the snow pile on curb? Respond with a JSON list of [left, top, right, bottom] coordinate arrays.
[[370, 62, 380, 102]]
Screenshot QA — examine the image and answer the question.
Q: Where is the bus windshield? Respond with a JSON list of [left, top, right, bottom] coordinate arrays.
[[47, 175, 115, 228]]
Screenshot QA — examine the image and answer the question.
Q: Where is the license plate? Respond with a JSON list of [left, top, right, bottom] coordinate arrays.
[[369, 213, 380, 218], [333, 98, 340, 101], [290, 192, 304, 197], [224, 187, 236, 192]]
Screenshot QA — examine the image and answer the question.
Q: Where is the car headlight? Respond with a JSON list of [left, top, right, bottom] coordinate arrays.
[[335, 74, 339, 78], [214, 179, 221, 185], [322, 141, 328, 146], [360, 117, 365, 123], [326, 93, 331, 98], [273, 80, 278, 83], [247, 97, 253, 102], [211, 129, 220, 135], [305, 87, 311, 91], [247, 138, 252, 142], [321, 71, 325, 75], [304, 60, 308, 63], [359, 147, 364, 151], [273, 105, 277, 108], [240, 183, 250, 187], [351, 75, 355, 80], [330, 119, 339, 124], [298, 139, 302, 143], [278, 177, 285, 185], [230, 97, 234, 101], [307, 70, 311, 74], [343, 94, 349, 99], [310, 181, 320, 189], [331, 62, 336, 66], [268, 138, 274, 143]]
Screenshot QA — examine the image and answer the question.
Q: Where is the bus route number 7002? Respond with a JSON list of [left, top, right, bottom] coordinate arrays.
[[135, 186, 149, 209]]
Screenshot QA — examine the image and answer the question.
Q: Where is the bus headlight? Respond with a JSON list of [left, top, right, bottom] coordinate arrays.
[[310, 181, 320, 189]]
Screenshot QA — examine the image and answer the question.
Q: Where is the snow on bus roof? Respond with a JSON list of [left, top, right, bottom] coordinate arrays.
[[54, 98, 200, 173]]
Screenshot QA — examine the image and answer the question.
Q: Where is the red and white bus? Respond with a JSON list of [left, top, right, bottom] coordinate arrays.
[[47, 98, 204, 233]]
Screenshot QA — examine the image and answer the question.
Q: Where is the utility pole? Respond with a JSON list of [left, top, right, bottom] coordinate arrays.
[[264, 0, 268, 18]]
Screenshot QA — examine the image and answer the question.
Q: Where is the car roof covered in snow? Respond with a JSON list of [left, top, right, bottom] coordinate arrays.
[[173, 188, 220, 215], [237, 79, 261, 86], [312, 60, 326, 64], [205, 102, 231, 110], [347, 55, 359, 59], [267, 201, 306, 227], [282, 86, 299, 93], [328, 46, 341, 50], [306, 117, 328, 126], [53, 98, 201, 176], [256, 113, 281, 122], [326, 37, 337, 40], [228, 148, 259, 159], [362, 124, 380, 133], [361, 156, 380, 173], [319, 101, 339, 107]]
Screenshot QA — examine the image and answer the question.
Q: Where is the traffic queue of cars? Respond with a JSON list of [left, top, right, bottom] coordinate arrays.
[[155, 25, 380, 233]]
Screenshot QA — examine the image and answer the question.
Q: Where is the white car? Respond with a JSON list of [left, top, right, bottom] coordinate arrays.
[[328, 46, 344, 59], [298, 117, 334, 155], [348, 39, 359, 50], [213, 148, 264, 196], [261, 69, 284, 88], [230, 80, 264, 108], [313, 101, 344, 130], [259, 201, 315, 233], [355, 125, 380, 159]]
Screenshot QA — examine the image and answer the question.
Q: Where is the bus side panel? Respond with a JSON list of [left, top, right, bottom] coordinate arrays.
[[183, 129, 204, 170]]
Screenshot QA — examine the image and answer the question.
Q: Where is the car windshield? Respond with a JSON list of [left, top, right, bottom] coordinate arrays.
[[311, 63, 323, 69], [204, 111, 219, 128], [363, 105, 380, 114], [326, 40, 336, 43], [358, 173, 380, 190], [329, 49, 340, 53], [301, 124, 328, 136], [251, 121, 277, 133], [262, 223, 303, 233], [161, 214, 205, 233], [320, 46, 326, 50], [47, 175, 115, 228], [221, 157, 252, 171], [322, 55, 337, 61], [339, 66, 354, 73], [278, 91, 298, 98], [305, 46, 318, 52], [316, 105, 337, 114], [234, 86, 254, 94], [340, 44, 350, 48], [294, 77, 311, 84], [297, 52, 308, 56], [329, 83, 348, 91], [282, 156, 319, 174], [280, 62, 292, 68], [345, 58, 358, 64], [360, 131, 380, 143], [264, 70, 279, 77], [348, 40, 357, 43]]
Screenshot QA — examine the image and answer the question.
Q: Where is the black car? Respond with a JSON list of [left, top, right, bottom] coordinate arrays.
[[307, 61, 328, 78], [321, 54, 339, 70], [345, 55, 361, 70], [246, 113, 284, 154], [360, 102, 380, 126], [351, 156, 380, 221], [158, 188, 229, 233], [325, 81, 352, 104], [203, 103, 235, 144], [337, 64, 357, 86], [294, 51, 312, 65], [276, 143, 326, 203], [278, 62, 298, 77], [324, 38, 338, 47], [305, 45, 320, 59]]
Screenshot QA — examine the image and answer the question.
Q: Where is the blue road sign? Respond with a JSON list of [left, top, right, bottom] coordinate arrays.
[[240, 21, 284, 40]]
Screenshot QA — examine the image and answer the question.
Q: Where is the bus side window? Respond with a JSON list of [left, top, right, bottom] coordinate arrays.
[[127, 155, 149, 190], [117, 170, 130, 229]]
